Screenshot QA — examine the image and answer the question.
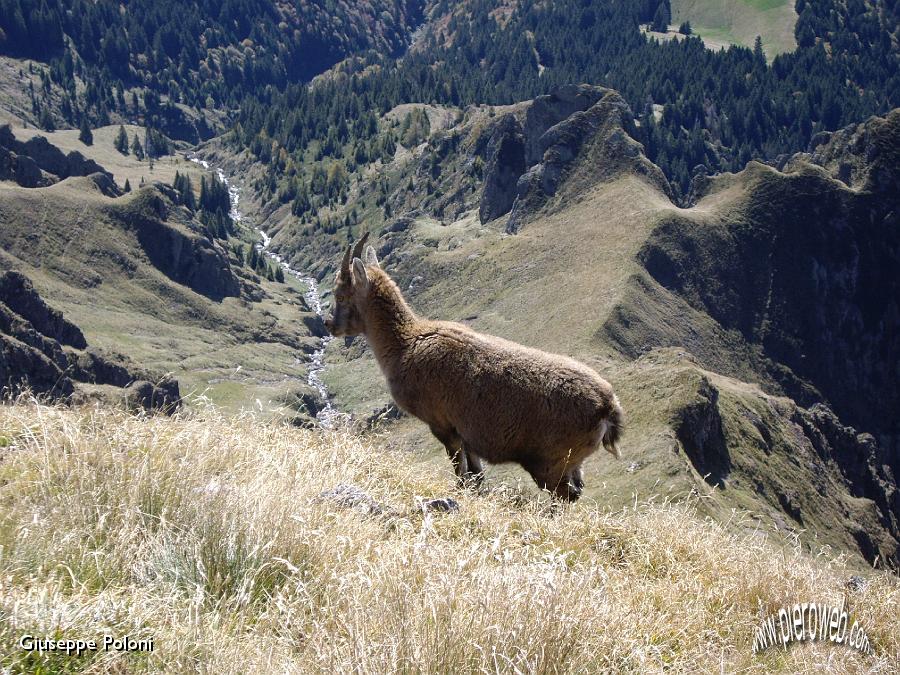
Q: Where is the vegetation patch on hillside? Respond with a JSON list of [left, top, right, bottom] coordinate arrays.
[[671, 0, 798, 57]]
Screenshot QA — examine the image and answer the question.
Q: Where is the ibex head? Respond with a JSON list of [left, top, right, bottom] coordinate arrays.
[[324, 232, 379, 336]]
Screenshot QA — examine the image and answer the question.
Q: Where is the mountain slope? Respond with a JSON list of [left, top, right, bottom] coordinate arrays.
[[0, 0, 426, 140], [0, 129, 323, 416], [253, 88, 900, 566], [0, 270, 180, 410]]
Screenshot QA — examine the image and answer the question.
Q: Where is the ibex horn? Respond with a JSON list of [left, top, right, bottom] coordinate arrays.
[[340, 244, 352, 275], [352, 231, 370, 261]]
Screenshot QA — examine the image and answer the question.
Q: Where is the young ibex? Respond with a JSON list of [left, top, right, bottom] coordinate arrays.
[[324, 233, 623, 501]]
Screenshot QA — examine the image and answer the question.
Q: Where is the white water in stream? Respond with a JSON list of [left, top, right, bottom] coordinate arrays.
[[189, 156, 347, 428]]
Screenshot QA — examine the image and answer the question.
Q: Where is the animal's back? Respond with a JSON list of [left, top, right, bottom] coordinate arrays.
[[396, 320, 617, 463]]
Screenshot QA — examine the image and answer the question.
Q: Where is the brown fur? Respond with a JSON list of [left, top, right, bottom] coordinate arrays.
[[325, 237, 623, 501]]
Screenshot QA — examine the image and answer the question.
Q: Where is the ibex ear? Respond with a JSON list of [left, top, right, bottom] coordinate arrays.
[[351, 257, 369, 289], [364, 245, 379, 268]]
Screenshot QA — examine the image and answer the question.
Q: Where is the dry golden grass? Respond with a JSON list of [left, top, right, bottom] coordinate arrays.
[[0, 400, 897, 673]]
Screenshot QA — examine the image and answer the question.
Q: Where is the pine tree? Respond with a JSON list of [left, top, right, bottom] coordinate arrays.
[[123, 178, 131, 192], [679, 21, 691, 35], [78, 118, 93, 145], [114, 125, 129, 154], [131, 134, 144, 160], [753, 36, 765, 65], [651, 3, 670, 32], [39, 107, 55, 131]]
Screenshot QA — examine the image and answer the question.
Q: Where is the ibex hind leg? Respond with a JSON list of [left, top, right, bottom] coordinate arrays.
[[463, 450, 485, 489], [523, 458, 584, 503]]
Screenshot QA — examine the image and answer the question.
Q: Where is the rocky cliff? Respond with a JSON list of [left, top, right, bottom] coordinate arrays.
[[119, 188, 241, 300], [0, 271, 180, 411], [633, 111, 900, 460], [595, 110, 900, 564], [471, 84, 671, 231]]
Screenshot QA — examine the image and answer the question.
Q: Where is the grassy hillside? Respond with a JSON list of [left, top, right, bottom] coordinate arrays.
[[671, 0, 798, 57], [0, 127, 323, 415], [1, 401, 897, 672], [9, 122, 198, 189], [317, 170, 898, 564]]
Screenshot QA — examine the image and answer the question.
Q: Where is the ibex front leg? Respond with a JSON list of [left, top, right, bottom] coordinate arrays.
[[430, 425, 475, 487]]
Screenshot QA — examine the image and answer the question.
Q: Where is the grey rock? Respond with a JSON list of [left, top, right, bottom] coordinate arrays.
[[479, 114, 526, 224], [13, 154, 51, 187], [0, 124, 114, 187], [523, 84, 609, 165], [366, 402, 404, 429], [0, 272, 86, 348], [124, 378, 181, 413], [0, 271, 181, 412], [317, 483, 384, 516], [302, 313, 328, 337], [508, 87, 671, 233], [419, 497, 460, 514], [123, 190, 241, 300]]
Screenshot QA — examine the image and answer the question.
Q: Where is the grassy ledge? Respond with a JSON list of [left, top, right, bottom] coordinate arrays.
[[0, 401, 897, 672]]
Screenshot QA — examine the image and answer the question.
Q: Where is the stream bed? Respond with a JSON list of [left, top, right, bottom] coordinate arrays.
[[190, 156, 347, 427]]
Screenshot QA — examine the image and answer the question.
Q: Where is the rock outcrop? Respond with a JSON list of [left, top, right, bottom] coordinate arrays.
[[121, 189, 241, 300], [0, 271, 86, 349], [790, 108, 900, 194], [505, 87, 671, 232], [0, 125, 116, 189], [638, 153, 899, 453], [663, 358, 899, 565], [478, 114, 526, 224], [611, 110, 900, 564], [0, 271, 180, 412], [522, 84, 609, 165]]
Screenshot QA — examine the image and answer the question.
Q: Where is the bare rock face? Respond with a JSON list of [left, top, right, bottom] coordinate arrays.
[[639, 151, 900, 459], [0, 302, 69, 370], [672, 375, 729, 487], [0, 331, 75, 398], [797, 404, 899, 545], [623, 111, 900, 564], [789, 108, 900, 194], [65, 150, 110, 181], [70, 348, 133, 387], [522, 84, 609, 166], [0, 271, 86, 348], [0, 144, 53, 187], [121, 190, 241, 300], [508, 89, 671, 232], [124, 379, 181, 413], [0, 270, 180, 412], [478, 114, 526, 224], [302, 313, 328, 338], [666, 365, 899, 565]]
